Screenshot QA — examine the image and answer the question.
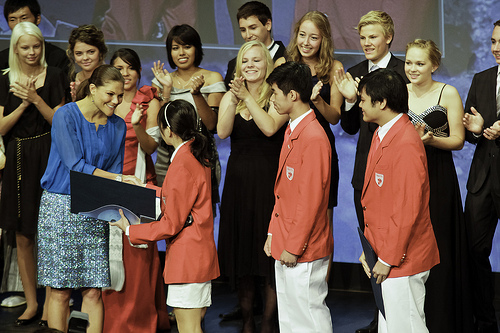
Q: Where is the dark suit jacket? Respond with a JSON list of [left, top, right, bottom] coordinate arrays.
[[464, 66, 500, 193], [224, 40, 286, 89], [340, 54, 408, 191]]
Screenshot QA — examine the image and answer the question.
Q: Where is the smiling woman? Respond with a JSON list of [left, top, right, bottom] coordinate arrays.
[[217, 41, 286, 332], [66, 25, 108, 102], [277, 11, 344, 260], [37, 65, 142, 333], [150, 24, 225, 203], [0, 21, 66, 327]]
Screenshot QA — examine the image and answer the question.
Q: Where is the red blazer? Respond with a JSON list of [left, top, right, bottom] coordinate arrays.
[[268, 111, 333, 263], [361, 114, 439, 278], [129, 142, 220, 284]]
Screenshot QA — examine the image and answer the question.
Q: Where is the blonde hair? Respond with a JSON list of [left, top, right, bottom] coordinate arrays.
[[357, 10, 394, 48], [4, 22, 46, 83], [406, 39, 441, 68], [287, 11, 334, 83], [234, 41, 274, 114]]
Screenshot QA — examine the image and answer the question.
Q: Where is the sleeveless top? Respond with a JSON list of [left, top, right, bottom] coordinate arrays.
[[408, 84, 449, 137]]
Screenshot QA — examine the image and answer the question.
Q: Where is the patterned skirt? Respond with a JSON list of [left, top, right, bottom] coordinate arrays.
[[37, 190, 110, 288]]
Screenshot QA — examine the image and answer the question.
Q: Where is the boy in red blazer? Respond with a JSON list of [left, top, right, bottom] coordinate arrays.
[[263, 62, 333, 333], [358, 69, 439, 333]]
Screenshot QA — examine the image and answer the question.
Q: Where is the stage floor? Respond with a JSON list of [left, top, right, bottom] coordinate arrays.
[[1, 281, 499, 332]]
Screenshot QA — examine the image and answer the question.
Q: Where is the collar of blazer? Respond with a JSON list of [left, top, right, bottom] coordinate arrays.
[[362, 114, 410, 196], [277, 111, 317, 176]]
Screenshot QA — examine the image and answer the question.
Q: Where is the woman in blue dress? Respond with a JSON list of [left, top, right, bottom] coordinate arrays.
[[37, 65, 140, 333]]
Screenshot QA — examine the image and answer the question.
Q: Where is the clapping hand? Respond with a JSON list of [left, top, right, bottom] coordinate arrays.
[[190, 74, 205, 95], [462, 107, 484, 135], [70, 80, 81, 102], [311, 80, 323, 102], [414, 123, 434, 145], [484, 120, 500, 140], [131, 103, 143, 125], [151, 61, 173, 90], [334, 68, 359, 103], [229, 77, 249, 102], [10, 76, 38, 106]]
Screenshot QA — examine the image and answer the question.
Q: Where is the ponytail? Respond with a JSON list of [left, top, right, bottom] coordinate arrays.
[[157, 100, 213, 167]]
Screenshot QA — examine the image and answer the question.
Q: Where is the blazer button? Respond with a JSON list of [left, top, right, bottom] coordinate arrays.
[[277, 195, 280, 199], [275, 213, 279, 217], [365, 223, 368, 228], [362, 206, 367, 211]]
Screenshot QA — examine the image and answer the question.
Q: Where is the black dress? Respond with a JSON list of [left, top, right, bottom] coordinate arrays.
[[311, 75, 339, 208], [218, 114, 286, 286], [408, 85, 473, 333], [0, 67, 66, 234]]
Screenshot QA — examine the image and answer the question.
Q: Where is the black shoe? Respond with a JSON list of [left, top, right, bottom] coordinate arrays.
[[219, 306, 242, 322], [39, 320, 48, 327], [355, 319, 378, 333], [15, 314, 39, 326]]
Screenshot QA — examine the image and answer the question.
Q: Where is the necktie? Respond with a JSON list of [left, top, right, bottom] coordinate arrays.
[[369, 64, 380, 73], [367, 131, 381, 167], [284, 124, 291, 143], [496, 87, 500, 117]]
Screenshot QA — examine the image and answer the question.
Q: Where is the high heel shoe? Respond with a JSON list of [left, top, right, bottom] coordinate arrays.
[[15, 313, 39, 326]]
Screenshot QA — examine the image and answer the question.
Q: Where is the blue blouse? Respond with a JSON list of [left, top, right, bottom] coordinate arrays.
[[41, 102, 126, 195]]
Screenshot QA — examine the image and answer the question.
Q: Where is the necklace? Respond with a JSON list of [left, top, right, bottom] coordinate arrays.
[[173, 70, 199, 89], [22, 67, 44, 79]]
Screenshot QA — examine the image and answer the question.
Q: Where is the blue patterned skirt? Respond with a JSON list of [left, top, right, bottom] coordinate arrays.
[[37, 190, 110, 288]]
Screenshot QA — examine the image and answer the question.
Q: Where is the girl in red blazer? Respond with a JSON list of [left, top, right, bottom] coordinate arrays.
[[111, 99, 220, 333]]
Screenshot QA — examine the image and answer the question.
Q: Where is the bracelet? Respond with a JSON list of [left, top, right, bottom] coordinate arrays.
[[157, 91, 169, 102], [114, 174, 122, 182]]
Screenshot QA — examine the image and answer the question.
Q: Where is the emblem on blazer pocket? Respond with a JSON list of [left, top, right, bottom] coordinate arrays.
[[286, 166, 294, 180], [375, 173, 384, 187]]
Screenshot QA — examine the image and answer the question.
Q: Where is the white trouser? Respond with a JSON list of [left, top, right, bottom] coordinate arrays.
[[274, 256, 333, 333], [379, 270, 430, 333]]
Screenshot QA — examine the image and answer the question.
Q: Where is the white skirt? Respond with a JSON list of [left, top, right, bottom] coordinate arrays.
[[167, 281, 212, 308]]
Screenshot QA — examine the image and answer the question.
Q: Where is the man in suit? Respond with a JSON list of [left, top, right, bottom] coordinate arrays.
[[358, 68, 439, 333], [335, 11, 408, 332], [224, 1, 286, 89], [264, 61, 333, 333], [462, 20, 500, 333], [0, 0, 69, 76], [338, 10, 408, 230]]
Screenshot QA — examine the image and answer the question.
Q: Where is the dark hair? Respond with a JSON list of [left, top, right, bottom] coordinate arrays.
[[111, 48, 142, 83], [266, 61, 312, 104], [67, 25, 108, 80], [78, 64, 124, 99], [237, 1, 272, 26], [3, 0, 40, 22], [166, 24, 203, 69], [495, 20, 500, 28], [157, 100, 212, 167], [358, 68, 408, 114]]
